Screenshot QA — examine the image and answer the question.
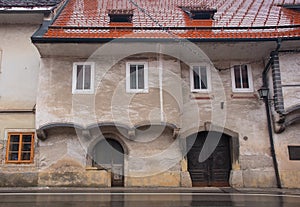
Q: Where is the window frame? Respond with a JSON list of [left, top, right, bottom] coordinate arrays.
[[0, 49, 2, 73], [72, 62, 95, 94], [6, 132, 35, 164], [126, 62, 149, 93], [231, 63, 254, 93], [190, 63, 211, 92]]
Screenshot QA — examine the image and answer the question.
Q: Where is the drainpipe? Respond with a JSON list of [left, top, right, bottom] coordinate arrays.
[[158, 44, 164, 122], [261, 39, 282, 188]]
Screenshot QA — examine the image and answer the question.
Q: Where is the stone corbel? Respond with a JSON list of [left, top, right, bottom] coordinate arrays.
[[82, 129, 92, 139], [36, 129, 47, 140], [128, 128, 135, 139], [173, 128, 180, 139], [272, 112, 286, 134]]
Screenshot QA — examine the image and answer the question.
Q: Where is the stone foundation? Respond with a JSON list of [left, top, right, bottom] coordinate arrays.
[[280, 170, 300, 188], [126, 172, 181, 187], [0, 172, 38, 187], [38, 170, 111, 187]]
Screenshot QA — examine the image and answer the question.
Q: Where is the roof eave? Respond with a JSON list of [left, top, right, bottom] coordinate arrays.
[[31, 36, 300, 44], [0, 6, 58, 14]]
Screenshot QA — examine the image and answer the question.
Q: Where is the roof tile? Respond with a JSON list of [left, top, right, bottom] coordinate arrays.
[[43, 0, 300, 39]]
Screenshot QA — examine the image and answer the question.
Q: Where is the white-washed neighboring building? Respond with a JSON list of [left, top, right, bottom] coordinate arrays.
[[0, 0, 65, 186]]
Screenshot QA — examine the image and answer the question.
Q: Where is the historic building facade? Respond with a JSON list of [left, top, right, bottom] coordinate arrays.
[[1, 0, 300, 188]]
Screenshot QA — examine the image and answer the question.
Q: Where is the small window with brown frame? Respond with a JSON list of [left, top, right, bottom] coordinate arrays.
[[6, 132, 34, 164]]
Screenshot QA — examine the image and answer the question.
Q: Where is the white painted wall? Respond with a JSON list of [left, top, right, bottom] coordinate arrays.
[[0, 24, 40, 109], [0, 19, 43, 144]]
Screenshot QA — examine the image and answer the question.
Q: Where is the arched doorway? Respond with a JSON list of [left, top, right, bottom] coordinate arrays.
[[93, 138, 124, 187], [187, 131, 232, 187]]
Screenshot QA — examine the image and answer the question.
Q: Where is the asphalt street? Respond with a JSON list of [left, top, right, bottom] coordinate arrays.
[[0, 187, 300, 207]]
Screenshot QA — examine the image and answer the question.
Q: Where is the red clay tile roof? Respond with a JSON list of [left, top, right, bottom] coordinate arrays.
[[42, 0, 300, 40]]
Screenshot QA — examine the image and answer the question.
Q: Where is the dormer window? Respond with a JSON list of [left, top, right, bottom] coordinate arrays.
[[181, 6, 217, 20], [108, 10, 133, 23], [282, 4, 300, 12]]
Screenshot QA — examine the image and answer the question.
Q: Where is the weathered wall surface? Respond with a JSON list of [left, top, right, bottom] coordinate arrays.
[[36, 126, 183, 187], [36, 54, 183, 128], [34, 42, 280, 188], [272, 52, 300, 188], [279, 52, 300, 110], [274, 124, 300, 188]]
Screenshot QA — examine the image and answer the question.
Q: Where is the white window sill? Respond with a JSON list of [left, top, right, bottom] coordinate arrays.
[[72, 91, 94, 95], [126, 90, 149, 94]]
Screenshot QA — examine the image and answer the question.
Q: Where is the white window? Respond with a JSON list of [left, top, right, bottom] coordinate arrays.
[[190, 64, 211, 92], [126, 62, 148, 93], [72, 62, 94, 94], [231, 64, 253, 92]]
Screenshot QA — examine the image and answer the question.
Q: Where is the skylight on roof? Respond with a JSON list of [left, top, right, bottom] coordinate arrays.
[[108, 9, 133, 23], [181, 6, 217, 20]]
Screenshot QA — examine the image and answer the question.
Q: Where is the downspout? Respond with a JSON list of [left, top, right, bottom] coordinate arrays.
[[159, 44, 164, 122], [261, 39, 282, 188]]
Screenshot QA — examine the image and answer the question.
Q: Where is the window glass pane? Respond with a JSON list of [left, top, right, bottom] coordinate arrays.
[[200, 66, 207, 89], [137, 65, 144, 89], [84, 65, 91, 90], [21, 152, 31, 160], [130, 65, 137, 89], [10, 135, 20, 142], [22, 143, 31, 151], [241, 64, 249, 88], [193, 66, 200, 89], [23, 135, 32, 143], [10, 143, 19, 151], [76, 65, 84, 90], [8, 153, 18, 161], [234, 65, 241, 88]]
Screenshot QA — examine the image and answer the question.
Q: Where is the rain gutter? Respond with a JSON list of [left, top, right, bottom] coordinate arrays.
[[31, 36, 300, 44]]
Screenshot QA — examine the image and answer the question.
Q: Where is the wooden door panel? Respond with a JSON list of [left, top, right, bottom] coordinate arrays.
[[187, 132, 231, 187]]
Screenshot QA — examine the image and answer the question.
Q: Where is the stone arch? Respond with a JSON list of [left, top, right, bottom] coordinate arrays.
[[181, 123, 240, 170], [87, 130, 129, 157]]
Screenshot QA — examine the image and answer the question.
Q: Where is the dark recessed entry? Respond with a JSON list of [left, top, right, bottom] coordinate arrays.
[[288, 146, 300, 160], [187, 131, 231, 187]]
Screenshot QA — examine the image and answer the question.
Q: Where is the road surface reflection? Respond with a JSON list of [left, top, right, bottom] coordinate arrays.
[[0, 192, 300, 207]]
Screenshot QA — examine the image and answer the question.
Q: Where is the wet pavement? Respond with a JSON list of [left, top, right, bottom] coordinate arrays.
[[0, 187, 300, 207]]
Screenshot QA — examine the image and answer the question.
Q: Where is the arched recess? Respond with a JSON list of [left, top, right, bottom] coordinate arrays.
[[185, 129, 239, 187], [94, 138, 125, 187], [88, 135, 127, 187]]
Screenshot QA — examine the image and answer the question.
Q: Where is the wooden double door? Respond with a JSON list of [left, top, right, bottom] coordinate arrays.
[[187, 132, 231, 187]]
